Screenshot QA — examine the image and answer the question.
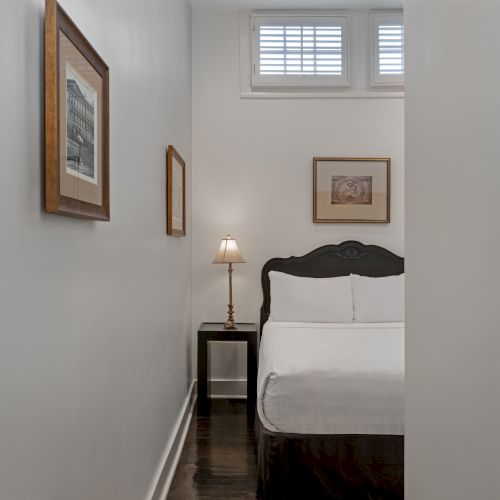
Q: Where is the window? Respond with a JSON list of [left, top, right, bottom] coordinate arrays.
[[251, 14, 349, 88], [372, 14, 404, 86]]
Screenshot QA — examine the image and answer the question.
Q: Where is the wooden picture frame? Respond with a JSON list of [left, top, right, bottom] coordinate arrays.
[[45, 0, 110, 220], [167, 145, 186, 236], [313, 157, 390, 223]]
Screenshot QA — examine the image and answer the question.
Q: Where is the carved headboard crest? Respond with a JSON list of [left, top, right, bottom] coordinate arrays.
[[331, 244, 369, 260], [259, 241, 404, 334]]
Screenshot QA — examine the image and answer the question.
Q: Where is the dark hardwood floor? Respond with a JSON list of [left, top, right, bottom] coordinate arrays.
[[167, 399, 258, 500]]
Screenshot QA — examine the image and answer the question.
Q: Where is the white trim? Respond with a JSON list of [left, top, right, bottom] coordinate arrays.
[[145, 381, 197, 500], [240, 12, 254, 93], [210, 394, 248, 399], [240, 10, 405, 97], [240, 90, 404, 99]]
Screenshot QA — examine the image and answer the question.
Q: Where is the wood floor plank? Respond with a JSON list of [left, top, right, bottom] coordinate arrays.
[[167, 399, 258, 500]]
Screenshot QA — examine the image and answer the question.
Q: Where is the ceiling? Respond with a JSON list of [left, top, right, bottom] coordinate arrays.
[[190, 0, 403, 10]]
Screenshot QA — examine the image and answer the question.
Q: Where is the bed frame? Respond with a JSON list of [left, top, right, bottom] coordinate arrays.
[[257, 240, 404, 500]]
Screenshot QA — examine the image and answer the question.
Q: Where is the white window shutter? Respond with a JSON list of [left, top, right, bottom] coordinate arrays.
[[371, 13, 404, 86], [252, 15, 349, 88]]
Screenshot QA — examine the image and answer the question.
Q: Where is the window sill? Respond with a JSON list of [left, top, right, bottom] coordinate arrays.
[[240, 90, 405, 99]]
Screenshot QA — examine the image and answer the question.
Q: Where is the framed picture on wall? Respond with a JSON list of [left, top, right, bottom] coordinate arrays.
[[313, 157, 390, 223], [167, 145, 186, 236], [44, 0, 110, 220]]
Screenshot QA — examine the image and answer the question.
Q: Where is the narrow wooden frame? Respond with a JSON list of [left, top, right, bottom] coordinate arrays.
[[313, 157, 390, 223], [45, 0, 110, 220], [166, 145, 186, 236]]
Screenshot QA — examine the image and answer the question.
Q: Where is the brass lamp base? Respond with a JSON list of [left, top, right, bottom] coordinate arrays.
[[224, 304, 237, 330]]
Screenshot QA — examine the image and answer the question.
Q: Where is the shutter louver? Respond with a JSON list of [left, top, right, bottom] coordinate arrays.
[[259, 25, 343, 76], [372, 14, 404, 86], [378, 24, 404, 75]]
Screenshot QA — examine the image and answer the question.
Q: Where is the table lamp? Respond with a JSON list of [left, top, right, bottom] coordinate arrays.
[[213, 235, 246, 330]]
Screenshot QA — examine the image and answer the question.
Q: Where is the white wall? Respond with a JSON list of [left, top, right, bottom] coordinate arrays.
[[405, 1, 500, 498], [0, 1, 192, 500], [192, 8, 404, 387]]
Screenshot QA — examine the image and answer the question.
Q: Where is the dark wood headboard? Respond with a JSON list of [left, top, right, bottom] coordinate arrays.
[[260, 240, 404, 333]]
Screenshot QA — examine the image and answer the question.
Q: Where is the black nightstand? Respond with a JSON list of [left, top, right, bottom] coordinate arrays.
[[197, 322, 258, 418]]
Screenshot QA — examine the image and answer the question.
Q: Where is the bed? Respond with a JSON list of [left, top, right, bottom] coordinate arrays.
[[256, 241, 404, 500]]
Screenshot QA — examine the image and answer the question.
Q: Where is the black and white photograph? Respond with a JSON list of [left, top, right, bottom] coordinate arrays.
[[65, 63, 97, 185]]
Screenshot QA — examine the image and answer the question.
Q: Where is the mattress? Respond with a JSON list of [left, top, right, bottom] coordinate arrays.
[[257, 321, 404, 435]]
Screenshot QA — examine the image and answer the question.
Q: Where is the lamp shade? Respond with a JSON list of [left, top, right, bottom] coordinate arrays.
[[213, 235, 246, 264]]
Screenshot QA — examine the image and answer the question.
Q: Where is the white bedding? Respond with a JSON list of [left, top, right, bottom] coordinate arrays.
[[257, 321, 404, 435]]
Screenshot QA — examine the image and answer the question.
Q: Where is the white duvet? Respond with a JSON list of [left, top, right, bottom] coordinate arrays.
[[257, 321, 405, 435]]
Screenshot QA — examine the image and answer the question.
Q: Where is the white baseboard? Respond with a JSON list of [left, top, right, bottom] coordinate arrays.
[[144, 378, 246, 500], [145, 381, 196, 500], [209, 378, 247, 399]]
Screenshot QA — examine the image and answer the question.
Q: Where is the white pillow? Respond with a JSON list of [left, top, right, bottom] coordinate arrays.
[[269, 271, 353, 323], [351, 274, 405, 323]]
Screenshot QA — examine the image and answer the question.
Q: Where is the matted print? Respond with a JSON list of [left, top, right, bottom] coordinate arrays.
[[44, 0, 109, 220], [313, 158, 390, 223]]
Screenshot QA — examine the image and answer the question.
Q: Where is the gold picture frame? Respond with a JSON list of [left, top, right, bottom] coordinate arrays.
[[313, 157, 390, 223], [44, 0, 110, 220], [166, 145, 186, 236]]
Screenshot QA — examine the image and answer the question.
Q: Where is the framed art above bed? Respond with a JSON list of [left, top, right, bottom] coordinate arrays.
[[313, 157, 390, 223]]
